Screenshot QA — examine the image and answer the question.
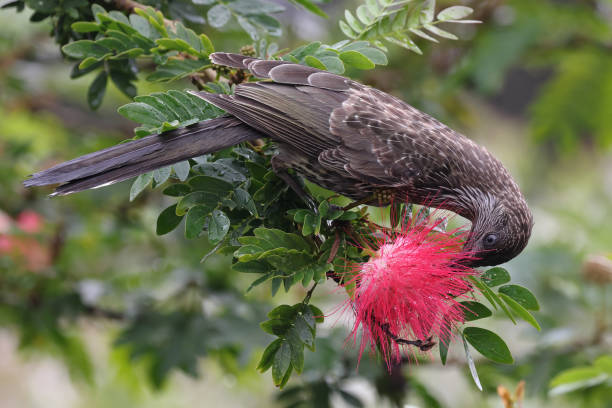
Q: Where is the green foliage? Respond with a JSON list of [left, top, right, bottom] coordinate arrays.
[[202, 0, 285, 40], [59, 4, 218, 108], [257, 303, 323, 387], [2, 0, 565, 400], [481, 266, 511, 287], [2, 0, 95, 44], [283, 40, 388, 74], [531, 50, 612, 152], [339, 0, 479, 54], [233, 227, 331, 292], [460, 301, 492, 322], [118, 89, 224, 135], [463, 327, 513, 364], [550, 356, 612, 397], [115, 310, 215, 388]]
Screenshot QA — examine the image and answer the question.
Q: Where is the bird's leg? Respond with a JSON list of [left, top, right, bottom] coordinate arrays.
[[380, 322, 436, 352], [271, 155, 318, 211], [342, 189, 393, 212], [342, 196, 372, 212]]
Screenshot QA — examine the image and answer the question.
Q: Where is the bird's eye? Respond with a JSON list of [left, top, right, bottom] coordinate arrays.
[[483, 234, 499, 249]]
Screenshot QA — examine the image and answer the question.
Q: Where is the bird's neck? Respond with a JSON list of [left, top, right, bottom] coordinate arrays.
[[428, 186, 497, 223]]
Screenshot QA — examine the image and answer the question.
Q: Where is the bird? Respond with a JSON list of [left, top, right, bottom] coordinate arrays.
[[24, 52, 533, 267]]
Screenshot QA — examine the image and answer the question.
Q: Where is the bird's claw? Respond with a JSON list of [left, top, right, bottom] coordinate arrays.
[[381, 323, 436, 351]]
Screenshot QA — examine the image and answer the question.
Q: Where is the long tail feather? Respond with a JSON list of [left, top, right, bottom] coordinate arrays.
[[24, 116, 261, 195]]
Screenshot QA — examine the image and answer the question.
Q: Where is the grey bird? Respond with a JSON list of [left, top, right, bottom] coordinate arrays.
[[24, 52, 533, 267]]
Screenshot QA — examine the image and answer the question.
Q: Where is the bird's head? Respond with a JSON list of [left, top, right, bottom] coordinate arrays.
[[461, 194, 533, 267]]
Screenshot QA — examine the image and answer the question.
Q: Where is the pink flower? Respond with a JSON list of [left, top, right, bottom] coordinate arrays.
[[17, 210, 43, 233], [345, 219, 475, 366]]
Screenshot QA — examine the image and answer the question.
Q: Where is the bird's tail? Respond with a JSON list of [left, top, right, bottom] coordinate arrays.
[[24, 116, 261, 196]]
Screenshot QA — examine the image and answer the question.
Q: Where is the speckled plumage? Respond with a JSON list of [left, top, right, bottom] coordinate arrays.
[[24, 52, 533, 266], [198, 53, 533, 266]]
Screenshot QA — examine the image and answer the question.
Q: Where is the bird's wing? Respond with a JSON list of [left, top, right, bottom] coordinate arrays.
[[198, 53, 479, 192], [326, 85, 475, 190], [198, 83, 346, 159]]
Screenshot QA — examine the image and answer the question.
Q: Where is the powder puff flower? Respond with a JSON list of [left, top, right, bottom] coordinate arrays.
[[345, 217, 475, 366]]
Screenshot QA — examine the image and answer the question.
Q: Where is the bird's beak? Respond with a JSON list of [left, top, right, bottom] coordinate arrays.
[[459, 230, 481, 267]]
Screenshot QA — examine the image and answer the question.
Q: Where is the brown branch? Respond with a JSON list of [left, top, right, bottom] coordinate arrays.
[[83, 305, 125, 320]]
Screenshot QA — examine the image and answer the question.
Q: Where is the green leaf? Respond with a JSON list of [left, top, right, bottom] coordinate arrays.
[[208, 210, 230, 244], [302, 212, 316, 236], [498, 293, 541, 330], [291, 209, 310, 223], [384, 34, 422, 54], [481, 267, 511, 287], [353, 46, 387, 66], [439, 336, 449, 365], [248, 14, 281, 37], [62, 40, 110, 59], [176, 191, 217, 215], [339, 50, 375, 69], [200, 34, 214, 55], [163, 184, 191, 198], [294, 315, 314, 348], [498, 285, 539, 311], [267, 305, 297, 320], [152, 166, 171, 185], [87, 71, 107, 110], [237, 16, 259, 41], [176, 22, 201, 53], [208, 4, 231, 28], [410, 27, 438, 43], [129, 14, 152, 37], [463, 327, 513, 364], [261, 319, 291, 335], [246, 273, 274, 292], [424, 24, 458, 40], [550, 367, 608, 396], [468, 276, 517, 323], [595, 355, 612, 375], [232, 260, 271, 273], [467, 276, 498, 310], [319, 56, 345, 74], [460, 301, 492, 322], [109, 69, 136, 98], [356, 5, 372, 25], [185, 205, 210, 239], [420, 0, 435, 23], [289, 0, 327, 18], [173, 161, 191, 181], [344, 10, 363, 32], [339, 20, 357, 39], [118, 102, 165, 126], [437, 6, 473, 21], [156, 204, 183, 235], [257, 339, 282, 372], [286, 328, 305, 373], [233, 187, 258, 216], [147, 59, 210, 82], [130, 172, 153, 201], [308, 305, 324, 323], [272, 341, 291, 386], [188, 175, 233, 195], [300, 303, 316, 330], [278, 365, 293, 389], [71, 21, 100, 33], [247, 228, 311, 252], [304, 55, 326, 70]]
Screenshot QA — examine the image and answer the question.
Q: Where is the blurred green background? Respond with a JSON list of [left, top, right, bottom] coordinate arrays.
[[1, 0, 611, 407]]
